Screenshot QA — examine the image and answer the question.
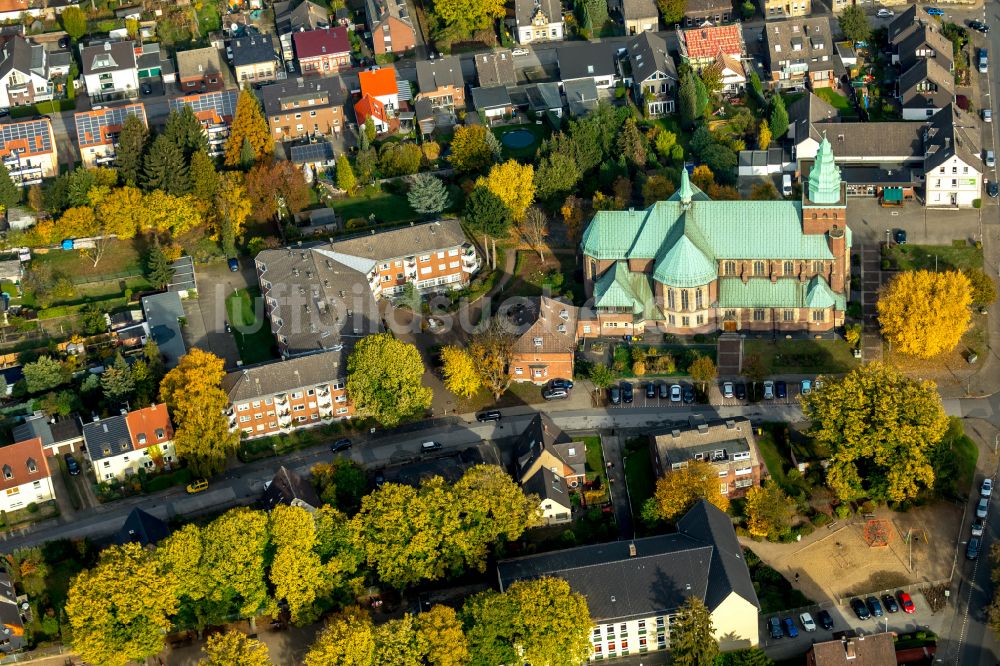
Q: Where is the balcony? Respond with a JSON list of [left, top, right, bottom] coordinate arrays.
[[94, 153, 117, 166]]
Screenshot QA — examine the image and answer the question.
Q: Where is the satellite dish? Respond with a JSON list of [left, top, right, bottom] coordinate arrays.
[[231, 23, 239, 32]]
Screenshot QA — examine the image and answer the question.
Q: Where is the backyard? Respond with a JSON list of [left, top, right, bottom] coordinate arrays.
[[623, 437, 656, 534], [492, 123, 548, 160], [226, 287, 279, 365], [814, 88, 858, 120], [329, 188, 419, 225], [743, 339, 860, 375], [505, 251, 583, 304], [582, 435, 610, 505]]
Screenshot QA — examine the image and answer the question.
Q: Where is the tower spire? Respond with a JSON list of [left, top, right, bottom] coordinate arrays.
[[807, 132, 842, 205], [678, 167, 693, 206]]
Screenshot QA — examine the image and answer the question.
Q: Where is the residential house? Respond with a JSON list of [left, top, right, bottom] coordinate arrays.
[[80, 40, 139, 101], [289, 141, 336, 178], [74, 103, 147, 168], [83, 403, 175, 482], [684, 0, 732, 27], [705, 51, 747, 96], [261, 76, 346, 141], [564, 77, 598, 116], [0, 35, 54, 108], [275, 0, 330, 61], [358, 66, 399, 109], [763, 17, 835, 90], [514, 413, 584, 524], [364, 0, 416, 55], [510, 296, 577, 384], [470, 86, 513, 124], [888, 6, 953, 71], [923, 105, 982, 208], [141, 291, 186, 368], [512, 0, 564, 45], [168, 89, 239, 157], [254, 220, 475, 356], [616, 0, 658, 35], [136, 42, 171, 82], [524, 81, 563, 117], [626, 31, 677, 116], [12, 412, 82, 455], [0, 438, 53, 512], [262, 465, 321, 510], [557, 41, 621, 89], [762, 0, 810, 21], [498, 500, 761, 657], [679, 24, 745, 73], [578, 140, 851, 337], [223, 351, 354, 436], [294, 26, 351, 76], [898, 57, 954, 120], [0, 572, 25, 654], [232, 33, 278, 87], [806, 633, 897, 665], [0, 117, 57, 186], [650, 417, 766, 499], [175, 46, 229, 93], [115, 507, 170, 546], [475, 49, 517, 88], [355, 93, 389, 132], [415, 56, 465, 128]]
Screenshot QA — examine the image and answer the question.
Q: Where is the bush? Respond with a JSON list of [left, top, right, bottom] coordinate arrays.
[[811, 512, 832, 527], [834, 503, 852, 519], [796, 523, 815, 537], [860, 500, 877, 513], [26, 502, 38, 514], [345, 217, 368, 230]]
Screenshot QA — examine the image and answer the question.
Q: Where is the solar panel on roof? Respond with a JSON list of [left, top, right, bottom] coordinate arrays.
[[168, 90, 239, 120], [0, 119, 51, 155], [289, 142, 335, 163], [74, 104, 147, 148]]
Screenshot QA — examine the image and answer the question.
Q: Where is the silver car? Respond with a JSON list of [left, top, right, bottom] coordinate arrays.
[[763, 380, 775, 400], [723, 382, 735, 398], [977, 497, 990, 519]]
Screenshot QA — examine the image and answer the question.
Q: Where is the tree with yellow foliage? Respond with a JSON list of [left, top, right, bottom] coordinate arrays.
[[305, 606, 376, 666], [346, 333, 432, 427], [200, 631, 272, 666], [448, 125, 498, 174], [475, 160, 535, 222], [417, 604, 470, 666], [469, 315, 514, 400], [645, 459, 729, 523], [802, 362, 948, 502], [434, 0, 505, 35], [159, 349, 239, 476], [877, 269, 972, 359], [441, 345, 482, 398], [744, 482, 794, 540], [269, 504, 331, 625], [691, 164, 714, 192], [215, 172, 253, 256], [225, 89, 273, 168]]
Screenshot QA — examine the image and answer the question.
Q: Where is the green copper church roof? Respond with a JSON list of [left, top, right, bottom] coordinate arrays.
[[807, 133, 843, 205], [652, 235, 717, 287], [805, 275, 839, 309], [594, 261, 659, 317], [668, 169, 710, 203], [718, 276, 846, 310]]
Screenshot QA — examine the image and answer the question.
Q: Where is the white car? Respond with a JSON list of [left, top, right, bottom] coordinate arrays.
[[763, 380, 775, 400], [985, 109, 993, 123], [512, 47, 530, 56], [670, 384, 682, 402], [978, 497, 990, 519], [799, 612, 817, 632], [877, 8, 894, 17], [983, 478, 994, 498], [723, 382, 735, 398]]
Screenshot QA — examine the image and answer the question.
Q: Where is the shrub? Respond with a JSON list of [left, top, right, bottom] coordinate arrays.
[[345, 217, 368, 230], [26, 502, 38, 514], [632, 360, 646, 376], [797, 523, 815, 537], [811, 512, 832, 527], [860, 500, 877, 513], [834, 504, 852, 519]]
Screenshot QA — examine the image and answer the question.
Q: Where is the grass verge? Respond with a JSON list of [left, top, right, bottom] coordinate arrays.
[[743, 338, 860, 375], [885, 242, 983, 272]]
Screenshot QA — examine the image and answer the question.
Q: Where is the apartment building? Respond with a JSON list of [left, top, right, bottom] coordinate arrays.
[[509, 296, 577, 384], [0, 437, 53, 513], [364, 0, 416, 55], [763, 17, 834, 90], [82, 404, 176, 482], [650, 417, 766, 499], [512, 0, 564, 45], [168, 89, 239, 158], [260, 76, 346, 141], [0, 117, 57, 186], [175, 46, 229, 93], [923, 105, 982, 208], [683, 0, 732, 27], [762, 0, 810, 20], [294, 26, 351, 75], [232, 33, 278, 87], [74, 103, 147, 168], [80, 40, 139, 102], [222, 350, 352, 438], [275, 0, 330, 61]]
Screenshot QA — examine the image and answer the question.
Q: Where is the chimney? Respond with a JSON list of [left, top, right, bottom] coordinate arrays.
[[628, 543, 637, 557], [844, 639, 857, 660]]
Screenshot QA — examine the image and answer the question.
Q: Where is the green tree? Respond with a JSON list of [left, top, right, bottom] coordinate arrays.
[[688, 353, 717, 391], [155, 524, 210, 628], [749, 71, 764, 103], [433, 0, 505, 35], [802, 362, 949, 503], [346, 333, 432, 427], [130, 359, 154, 407], [200, 631, 272, 666], [407, 173, 451, 215], [225, 89, 273, 168], [305, 606, 375, 666], [379, 142, 423, 177], [200, 508, 271, 620], [588, 363, 614, 390], [0, 162, 19, 210], [101, 353, 135, 404], [65, 543, 179, 666], [616, 117, 647, 167], [189, 150, 219, 204], [744, 482, 794, 540], [679, 71, 700, 128], [23, 356, 67, 394], [769, 95, 789, 142], [336, 153, 357, 195], [143, 134, 190, 195], [453, 465, 538, 570], [116, 115, 149, 187], [374, 615, 423, 666], [449, 125, 497, 174], [671, 597, 719, 666], [963, 267, 997, 307], [702, 144, 738, 183], [165, 106, 209, 158], [364, 117, 377, 145], [715, 647, 774, 666], [269, 505, 330, 625], [311, 459, 368, 513], [655, 129, 679, 161], [656, 0, 686, 23], [60, 6, 87, 40], [79, 303, 108, 335], [839, 4, 872, 44], [464, 186, 512, 237], [6, 547, 49, 597], [146, 241, 174, 289], [534, 150, 582, 201]]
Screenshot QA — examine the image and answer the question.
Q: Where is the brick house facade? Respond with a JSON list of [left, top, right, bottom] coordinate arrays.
[[293, 26, 351, 76], [261, 77, 345, 141], [509, 296, 577, 384]]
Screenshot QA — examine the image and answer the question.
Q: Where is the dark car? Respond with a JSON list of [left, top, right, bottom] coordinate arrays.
[[658, 382, 669, 399], [988, 181, 999, 198], [374, 470, 385, 486], [882, 594, 899, 613], [734, 382, 747, 400], [850, 598, 871, 620], [866, 596, 884, 617], [893, 228, 907, 245], [968, 536, 982, 560], [816, 609, 834, 630], [227, 257, 240, 272], [622, 382, 634, 403], [767, 616, 782, 639], [476, 410, 502, 422], [782, 617, 798, 638], [609, 386, 621, 404], [682, 386, 695, 404], [330, 438, 352, 453], [64, 453, 80, 476], [775, 381, 787, 399], [969, 19, 990, 33], [141, 83, 152, 95], [58, 36, 70, 49], [548, 379, 574, 390], [645, 382, 656, 399]]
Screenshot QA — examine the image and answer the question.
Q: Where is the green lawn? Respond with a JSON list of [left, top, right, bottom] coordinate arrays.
[[814, 88, 853, 112], [330, 189, 419, 224], [505, 251, 583, 304], [886, 242, 984, 272], [10, 98, 75, 118], [624, 439, 655, 530], [743, 339, 860, 375], [197, 4, 221, 33], [32, 243, 146, 281], [756, 425, 790, 492], [493, 123, 549, 160], [226, 287, 279, 365]]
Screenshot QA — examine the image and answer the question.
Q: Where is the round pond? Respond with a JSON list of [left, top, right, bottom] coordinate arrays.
[[501, 129, 536, 149]]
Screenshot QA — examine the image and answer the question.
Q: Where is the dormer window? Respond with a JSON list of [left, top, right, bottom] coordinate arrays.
[[2, 465, 10, 480], [533, 337, 543, 346], [26, 459, 36, 473], [156, 428, 165, 440], [137, 433, 147, 445], [103, 447, 111, 456]]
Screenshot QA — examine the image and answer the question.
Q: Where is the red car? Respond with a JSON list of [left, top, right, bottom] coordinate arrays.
[[898, 592, 915, 614]]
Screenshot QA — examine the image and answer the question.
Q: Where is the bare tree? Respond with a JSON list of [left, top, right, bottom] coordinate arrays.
[[520, 206, 549, 261], [470, 315, 515, 400]]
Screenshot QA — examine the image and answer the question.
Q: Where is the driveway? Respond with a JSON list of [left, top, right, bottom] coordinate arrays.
[[186, 260, 252, 370]]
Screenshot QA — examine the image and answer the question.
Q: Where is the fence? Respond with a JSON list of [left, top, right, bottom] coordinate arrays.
[[0, 644, 71, 664]]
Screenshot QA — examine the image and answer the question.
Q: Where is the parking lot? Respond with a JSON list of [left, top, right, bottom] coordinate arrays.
[[601, 379, 813, 409]]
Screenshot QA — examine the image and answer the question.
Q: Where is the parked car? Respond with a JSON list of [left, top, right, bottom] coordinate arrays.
[[734, 382, 747, 400], [987, 150, 996, 168], [58, 36, 71, 49], [476, 410, 502, 422], [723, 381, 735, 398], [988, 181, 999, 198], [801, 379, 812, 395], [186, 479, 209, 494], [817, 609, 835, 630], [421, 441, 443, 452], [876, 8, 894, 18], [141, 83, 152, 95], [374, 470, 385, 486], [882, 594, 899, 613], [968, 536, 982, 560], [658, 382, 669, 399], [682, 386, 695, 404], [978, 497, 990, 519], [670, 384, 682, 402], [969, 19, 991, 33], [646, 382, 656, 399], [763, 380, 775, 400], [782, 617, 798, 638], [865, 596, 884, 617], [926, 7, 944, 15], [767, 616, 783, 639], [610, 386, 621, 404], [893, 229, 907, 244], [982, 478, 993, 497], [227, 257, 240, 272], [621, 382, 634, 403], [548, 379, 574, 390], [850, 598, 871, 620], [64, 453, 80, 476], [898, 592, 915, 614], [799, 612, 817, 632], [542, 387, 569, 401], [973, 519, 986, 537], [511, 47, 530, 56], [979, 48, 989, 73], [330, 438, 352, 453], [984, 108, 993, 123], [775, 380, 787, 399]]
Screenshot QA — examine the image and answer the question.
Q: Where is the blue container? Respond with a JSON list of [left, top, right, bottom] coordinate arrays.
[[61, 239, 74, 250]]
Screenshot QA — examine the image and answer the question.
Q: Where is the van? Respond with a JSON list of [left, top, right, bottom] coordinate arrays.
[[781, 174, 792, 197]]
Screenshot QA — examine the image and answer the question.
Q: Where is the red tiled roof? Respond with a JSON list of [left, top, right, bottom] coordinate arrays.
[[293, 26, 351, 59], [683, 24, 743, 60], [125, 403, 173, 451], [358, 66, 398, 98], [0, 438, 49, 492], [354, 93, 387, 125]]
